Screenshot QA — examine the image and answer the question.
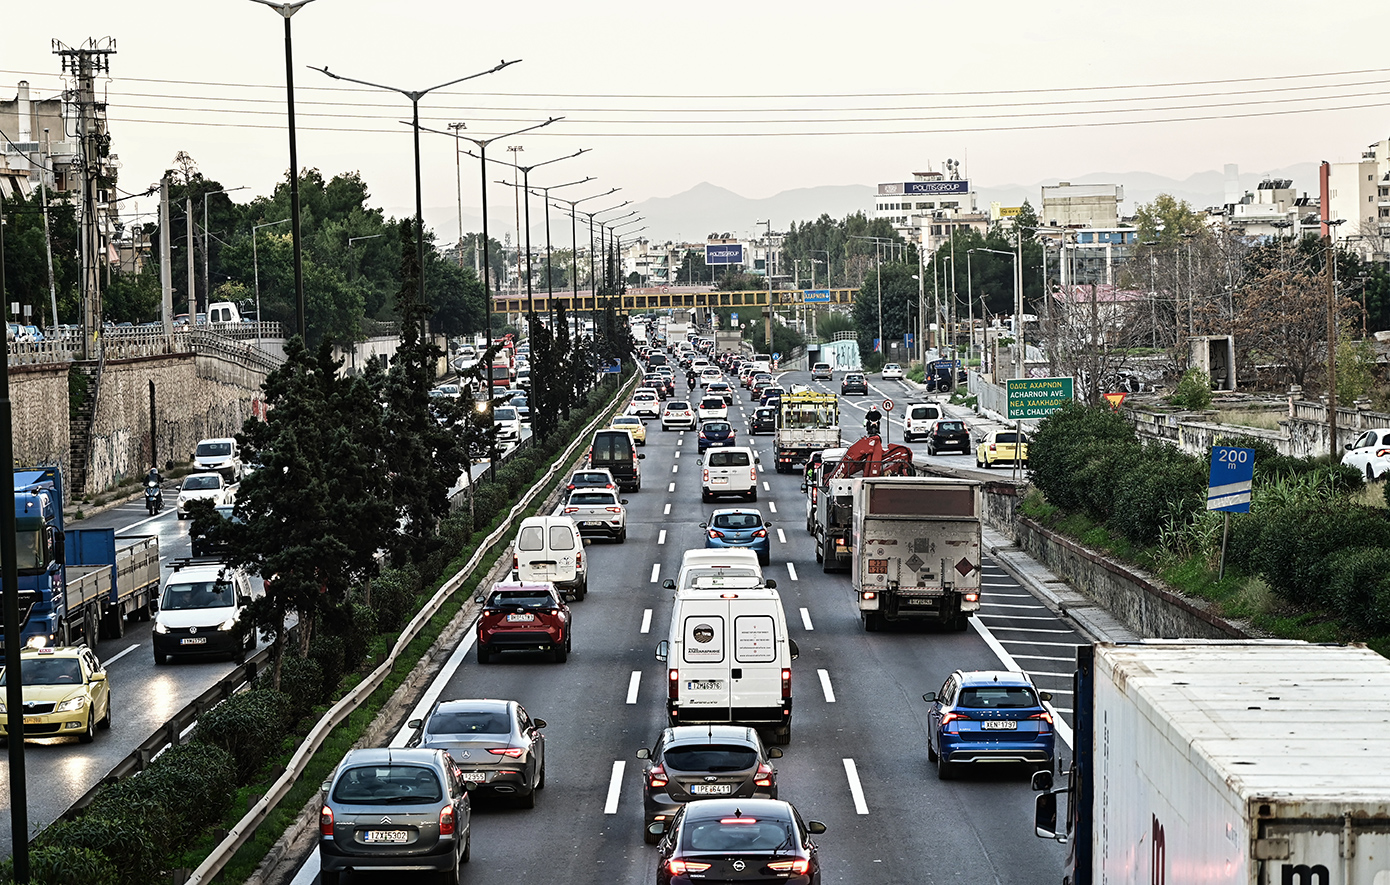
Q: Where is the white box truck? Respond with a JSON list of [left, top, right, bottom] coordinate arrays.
[[1034, 641, 1390, 885]]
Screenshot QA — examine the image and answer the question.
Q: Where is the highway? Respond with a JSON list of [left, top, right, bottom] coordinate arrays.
[[285, 367, 1083, 884]]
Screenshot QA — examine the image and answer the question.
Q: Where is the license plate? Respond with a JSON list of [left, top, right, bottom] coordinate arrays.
[[363, 829, 409, 843], [505, 613, 535, 622], [982, 720, 1018, 730], [686, 679, 723, 690], [689, 784, 734, 795], [712, 477, 727, 484], [457, 771, 487, 782], [903, 598, 932, 606], [181, 637, 208, 645], [23, 717, 42, 725], [582, 520, 604, 527]]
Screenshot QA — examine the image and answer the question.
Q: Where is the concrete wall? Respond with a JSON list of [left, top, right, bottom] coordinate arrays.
[[1127, 399, 1390, 460]]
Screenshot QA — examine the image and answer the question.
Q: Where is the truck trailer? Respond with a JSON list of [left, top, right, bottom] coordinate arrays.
[[1035, 641, 1390, 885], [773, 391, 840, 473]]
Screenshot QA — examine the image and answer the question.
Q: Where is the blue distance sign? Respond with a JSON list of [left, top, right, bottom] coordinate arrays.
[[1206, 446, 1255, 512], [706, 243, 744, 265], [602, 358, 622, 374], [803, 289, 831, 303]]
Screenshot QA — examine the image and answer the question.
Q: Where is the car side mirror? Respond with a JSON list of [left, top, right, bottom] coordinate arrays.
[[764, 521, 772, 528], [768, 747, 783, 759], [1345, 442, 1354, 450], [647, 822, 666, 837], [620, 499, 629, 505], [408, 719, 423, 729], [90, 671, 107, 681], [655, 640, 669, 662], [788, 639, 799, 660], [636, 748, 651, 760], [534, 718, 547, 729], [922, 692, 938, 703], [237, 595, 252, 608], [662, 579, 675, 590], [764, 579, 776, 589], [1039, 691, 1053, 702], [638, 453, 646, 460], [462, 781, 477, 792], [1031, 770, 1054, 792], [474, 595, 485, 604], [807, 821, 827, 835], [1035, 791, 1064, 842]]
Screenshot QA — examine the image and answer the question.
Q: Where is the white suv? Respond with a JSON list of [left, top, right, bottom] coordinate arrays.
[[903, 402, 943, 442], [700, 446, 759, 503], [193, 437, 243, 482], [630, 388, 662, 418]]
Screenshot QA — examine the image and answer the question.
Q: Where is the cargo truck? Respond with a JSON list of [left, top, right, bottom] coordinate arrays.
[[774, 391, 840, 473], [851, 476, 981, 632], [1, 467, 161, 650], [1034, 641, 1390, 885], [811, 436, 914, 573]]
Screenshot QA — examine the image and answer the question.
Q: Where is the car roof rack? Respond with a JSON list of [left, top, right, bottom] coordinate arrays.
[[166, 556, 229, 573]]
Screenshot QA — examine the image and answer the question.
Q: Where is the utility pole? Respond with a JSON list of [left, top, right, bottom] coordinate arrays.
[[40, 129, 60, 330], [159, 178, 173, 340], [54, 38, 115, 360], [186, 196, 195, 323], [759, 220, 773, 358]]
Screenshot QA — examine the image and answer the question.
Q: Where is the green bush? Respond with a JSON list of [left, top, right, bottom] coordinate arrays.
[[1028, 404, 1140, 515], [1111, 444, 1207, 545], [37, 804, 169, 885], [1233, 501, 1390, 608], [310, 633, 347, 702], [1325, 546, 1390, 633], [1167, 367, 1212, 410], [276, 653, 325, 722], [89, 743, 236, 841], [195, 688, 291, 782], [0, 846, 120, 885], [370, 567, 420, 633]]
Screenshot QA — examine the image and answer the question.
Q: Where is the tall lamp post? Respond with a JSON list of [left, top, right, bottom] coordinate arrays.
[[201, 186, 246, 311], [314, 59, 520, 336], [505, 176, 594, 311], [549, 188, 619, 335], [1326, 218, 1346, 457], [252, 217, 290, 346], [247, 0, 317, 339]]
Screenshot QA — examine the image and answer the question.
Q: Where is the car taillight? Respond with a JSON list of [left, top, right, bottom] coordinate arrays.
[[781, 668, 791, 699], [563, 507, 579, 514], [648, 764, 668, 788], [750, 468, 757, 481], [767, 859, 810, 875], [708, 529, 725, 539], [488, 747, 526, 758], [576, 550, 583, 569], [941, 711, 971, 726], [989, 444, 997, 452], [669, 669, 680, 700], [606, 506, 623, 513], [1030, 710, 1054, 727], [753, 528, 767, 538], [319, 805, 334, 836], [703, 469, 710, 482], [512, 553, 518, 571], [668, 859, 712, 875], [439, 804, 456, 836], [755, 762, 775, 787]]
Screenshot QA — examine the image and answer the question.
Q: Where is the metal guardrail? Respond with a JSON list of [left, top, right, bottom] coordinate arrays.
[[182, 369, 639, 885]]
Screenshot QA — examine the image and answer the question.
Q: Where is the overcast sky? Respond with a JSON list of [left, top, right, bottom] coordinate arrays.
[[5, 1, 1390, 242]]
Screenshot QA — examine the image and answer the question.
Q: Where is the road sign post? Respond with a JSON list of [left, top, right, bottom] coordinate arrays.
[[882, 398, 894, 444], [1207, 446, 1255, 580], [1004, 377, 1075, 481]]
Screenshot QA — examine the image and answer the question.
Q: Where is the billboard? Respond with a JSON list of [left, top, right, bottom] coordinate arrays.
[[706, 243, 745, 265], [878, 180, 971, 196]]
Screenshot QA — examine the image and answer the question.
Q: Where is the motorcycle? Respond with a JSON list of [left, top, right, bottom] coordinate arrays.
[[865, 416, 882, 438], [145, 481, 163, 515]]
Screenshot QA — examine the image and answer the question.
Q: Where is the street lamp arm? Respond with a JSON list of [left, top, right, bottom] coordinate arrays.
[[421, 59, 520, 96], [418, 117, 562, 149], [527, 176, 595, 198], [552, 187, 619, 212], [248, 0, 315, 16], [313, 59, 520, 100]]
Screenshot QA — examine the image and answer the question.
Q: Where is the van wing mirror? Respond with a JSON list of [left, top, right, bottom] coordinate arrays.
[[655, 640, 669, 662], [1034, 790, 1065, 842], [788, 639, 799, 660], [764, 579, 776, 589], [662, 579, 675, 590], [638, 453, 646, 460]]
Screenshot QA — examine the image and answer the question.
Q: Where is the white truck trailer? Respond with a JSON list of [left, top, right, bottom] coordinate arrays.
[[1035, 640, 1390, 885]]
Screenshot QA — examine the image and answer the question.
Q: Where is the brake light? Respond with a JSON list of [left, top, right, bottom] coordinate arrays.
[[753, 528, 767, 538], [669, 669, 679, 700], [1030, 710, 1055, 726], [964, 591, 979, 602], [750, 469, 757, 482], [668, 859, 712, 875], [768, 859, 811, 874], [703, 469, 710, 482], [720, 817, 758, 825], [755, 762, 775, 787], [648, 764, 668, 788], [319, 805, 334, 836], [576, 550, 583, 569], [512, 553, 518, 571], [606, 506, 623, 513], [781, 668, 791, 699], [941, 711, 971, 726], [708, 529, 725, 539], [488, 747, 526, 757], [563, 507, 579, 514], [439, 804, 456, 835], [862, 591, 876, 600]]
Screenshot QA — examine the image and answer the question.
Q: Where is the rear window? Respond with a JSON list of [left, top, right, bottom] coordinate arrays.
[[487, 588, 555, 608], [683, 615, 724, 663], [684, 818, 791, 852], [712, 512, 761, 529], [517, 526, 544, 551], [572, 472, 610, 485], [427, 710, 509, 734], [936, 421, 965, 432], [701, 398, 725, 409], [910, 406, 938, 420], [571, 491, 618, 505], [494, 408, 517, 421], [735, 614, 776, 663], [957, 685, 1040, 709], [591, 432, 633, 462], [333, 765, 442, 803], [703, 423, 731, 433], [549, 526, 575, 549], [183, 475, 221, 490], [667, 401, 690, 410], [707, 451, 750, 468], [996, 432, 1029, 444], [663, 745, 758, 772]]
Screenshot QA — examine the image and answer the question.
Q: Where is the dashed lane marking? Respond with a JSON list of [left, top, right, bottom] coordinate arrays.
[[762, 481, 770, 491], [983, 626, 1078, 634], [658, 530, 667, 545], [650, 564, 660, 583], [970, 616, 1074, 749], [105, 643, 140, 666], [768, 502, 777, 513], [626, 671, 642, 704], [975, 614, 1064, 622], [776, 528, 787, 544], [787, 562, 799, 581], [1011, 654, 1074, 663], [604, 761, 625, 814], [800, 607, 813, 630], [978, 603, 1049, 610], [668, 482, 675, 492], [672, 464, 679, 474], [843, 759, 869, 815], [998, 640, 1086, 648], [664, 503, 672, 515], [641, 609, 652, 634], [818, 669, 836, 703], [1026, 671, 1076, 680]]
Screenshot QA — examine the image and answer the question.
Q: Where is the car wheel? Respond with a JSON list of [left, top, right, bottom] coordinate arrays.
[[758, 554, 770, 567], [1369, 465, 1376, 482], [78, 710, 96, 744], [747, 489, 757, 502], [233, 633, 248, 664], [153, 651, 167, 665], [442, 855, 460, 885], [99, 693, 112, 729], [553, 639, 568, 663], [936, 752, 957, 780], [575, 580, 587, 602], [476, 642, 491, 664], [618, 527, 627, 543], [461, 829, 472, 863], [519, 786, 536, 809], [927, 740, 938, 763], [977, 455, 988, 469], [701, 489, 711, 502]]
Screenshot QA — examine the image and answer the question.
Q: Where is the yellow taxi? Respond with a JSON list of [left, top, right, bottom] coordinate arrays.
[[611, 414, 648, 446], [976, 429, 1030, 469], [0, 646, 111, 744]]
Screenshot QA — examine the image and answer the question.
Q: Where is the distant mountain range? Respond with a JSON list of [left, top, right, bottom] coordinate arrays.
[[409, 162, 1321, 246]]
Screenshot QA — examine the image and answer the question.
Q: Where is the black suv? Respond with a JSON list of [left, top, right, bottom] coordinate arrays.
[[840, 373, 868, 395], [926, 419, 972, 456]]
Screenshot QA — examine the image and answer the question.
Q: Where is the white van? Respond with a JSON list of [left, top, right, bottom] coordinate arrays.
[[655, 577, 798, 745], [700, 446, 759, 503], [152, 561, 259, 664], [512, 516, 587, 601], [662, 548, 771, 595], [207, 301, 242, 324], [903, 402, 943, 442]]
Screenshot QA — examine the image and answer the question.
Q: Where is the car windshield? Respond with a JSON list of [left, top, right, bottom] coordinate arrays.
[[712, 513, 762, 530], [957, 685, 1040, 709], [183, 475, 221, 491], [0, 657, 83, 685], [684, 818, 792, 852], [487, 588, 554, 608], [571, 492, 618, 505], [332, 765, 443, 804], [427, 709, 510, 734], [664, 745, 759, 772], [707, 451, 751, 467], [162, 580, 236, 610], [494, 408, 517, 421], [196, 442, 232, 458]]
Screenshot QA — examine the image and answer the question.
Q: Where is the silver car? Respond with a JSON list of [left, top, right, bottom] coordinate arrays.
[[409, 698, 547, 808], [318, 747, 473, 885], [561, 488, 628, 542]]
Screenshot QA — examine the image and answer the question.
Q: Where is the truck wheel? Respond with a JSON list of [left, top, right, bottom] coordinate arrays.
[[863, 612, 882, 632], [57, 618, 71, 647], [101, 608, 125, 641], [84, 609, 99, 645], [772, 724, 791, 746], [953, 614, 970, 632], [814, 540, 823, 564]]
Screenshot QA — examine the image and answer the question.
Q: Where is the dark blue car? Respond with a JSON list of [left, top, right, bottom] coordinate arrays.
[[700, 508, 771, 565], [922, 670, 1055, 780], [697, 420, 736, 453]]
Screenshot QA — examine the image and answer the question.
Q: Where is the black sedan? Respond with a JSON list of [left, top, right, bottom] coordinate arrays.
[[409, 697, 547, 807], [650, 797, 825, 884], [637, 725, 782, 844], [925, 419, 972, 456], [840, 373, 868, 395], [749, 407, 777, 435], [697, 420, 737, 452]]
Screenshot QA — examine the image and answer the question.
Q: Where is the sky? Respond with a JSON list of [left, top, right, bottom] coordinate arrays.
[[5, 0, 1390, 243]]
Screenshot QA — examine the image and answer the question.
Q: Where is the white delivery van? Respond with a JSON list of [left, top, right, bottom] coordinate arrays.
[[206, 301, 242, 324], [701, 446, 759, 502], [512, 516, 587, 601], [903, 402, 943, 442], [655, 574, 797, 745], [662, 549, 771, 595]]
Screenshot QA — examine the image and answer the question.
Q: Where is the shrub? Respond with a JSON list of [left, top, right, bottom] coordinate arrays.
[[37, 804, 169, 885], [88, 743, 236, 841], [1028, 404, 1139, 514], [1167, 367, 1212, 410], [0, 846, 119, 885], [1325, 546, 1390, 634], [276, 652, 325, 722], [195, 688, 291, 782], [371, 567, 420, 633], [1236, 501, 1390, 608], [310, 632, 347, 701], [1111, 444, 1207, 546]]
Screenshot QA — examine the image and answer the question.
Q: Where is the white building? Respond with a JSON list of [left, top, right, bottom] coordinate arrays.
[[1041, 182, 1124, 229], [873, 169, 986, 253], [1211, 178, 1318, 240], [1327, 140, 1390, 253]]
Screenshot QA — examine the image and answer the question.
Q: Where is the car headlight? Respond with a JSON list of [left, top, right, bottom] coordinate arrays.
[[56, 696, 86, 713], [154, 621, 169, 634], [217, 617, 238, 632], [26, 634, 49, 650]]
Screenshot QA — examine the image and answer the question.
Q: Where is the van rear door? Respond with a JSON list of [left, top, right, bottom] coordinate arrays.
[[731, 609, 782, 718], [678, 601, 731, 720]]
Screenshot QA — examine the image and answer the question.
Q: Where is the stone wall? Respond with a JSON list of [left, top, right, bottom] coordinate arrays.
[[11, 363, 73, 472]]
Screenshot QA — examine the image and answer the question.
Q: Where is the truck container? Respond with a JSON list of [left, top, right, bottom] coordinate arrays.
[[714, 330, 742, 355], [774, 391, 840, 473], [812, 437, 915, 573], [1035, 641, 1390, 885], [851, 476, 981, 631]]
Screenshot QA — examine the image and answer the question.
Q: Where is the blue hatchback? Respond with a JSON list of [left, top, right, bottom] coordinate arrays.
[[697, 420, 737, 452], [922, 670, 1055, 780], [701, 508, 771, 565]]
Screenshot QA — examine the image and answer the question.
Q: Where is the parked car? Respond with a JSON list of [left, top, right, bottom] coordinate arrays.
[[925, 418, 972, 456], [474, 581, 572, 663], [882, 363, 905, 381], [408, 697, 546, 806], [636, 725, 783, 843], [701, 507, 772, 565], [611, 414, 648, 446], [562, 488, 628, 542], [697, 396, 729, 422], [0, 646, 111, 744], [176, 472, 232, 519], [840, 373, 868, 396], [976, 429, 1029, 469], [1342, 427, 1390, 480], [649, 798, 825, 885], [318, 747, 473, 885], [811, 362, 833, 381], [662, 400, 697, 431], [697, 420, 737, 452], [749, 407, 778, 435], [922, 669, 1056, 779]]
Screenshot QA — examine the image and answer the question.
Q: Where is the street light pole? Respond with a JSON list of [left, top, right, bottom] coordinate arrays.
[[252, 217, 290, 347], [549, 188, 619, 337], [201, 186, 246, 312], [1327, 218, 1346, 457], [510, 176, 594, 311]]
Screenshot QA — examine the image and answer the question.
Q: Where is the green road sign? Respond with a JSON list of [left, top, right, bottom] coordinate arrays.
[[1006, 377, 1074, 420]]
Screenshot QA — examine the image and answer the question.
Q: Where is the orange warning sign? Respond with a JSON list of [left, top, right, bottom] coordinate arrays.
[[1103, 392, 1127, 410]]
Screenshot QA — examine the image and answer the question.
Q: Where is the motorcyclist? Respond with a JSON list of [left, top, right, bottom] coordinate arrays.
[[864, 407, 882, 438], [686, 368, 697, 389], [146, 466, 163, 487]]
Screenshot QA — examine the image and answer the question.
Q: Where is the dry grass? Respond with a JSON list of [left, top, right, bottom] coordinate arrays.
[[1349, 481, 1388, 510], [1214, 409, 1285, 430]]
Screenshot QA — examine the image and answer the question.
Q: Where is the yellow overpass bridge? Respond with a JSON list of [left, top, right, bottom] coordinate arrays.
[[492, 288, 859, 314]]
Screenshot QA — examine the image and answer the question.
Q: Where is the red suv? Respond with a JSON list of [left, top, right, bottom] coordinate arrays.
[[475, 582, 572, 664]]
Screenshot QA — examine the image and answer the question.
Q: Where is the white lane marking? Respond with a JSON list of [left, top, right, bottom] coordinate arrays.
[[664, 503, 672, 515], [675, 451, 681, 458], [768, 501, 777, 513], [818, 669, 836, 703], [1010, 654, 1074, 662], [672, 464, 679, 473], [983, 626, 1077, 634], [843, 759, 869, 814], [1026, 671, 1076, 679], [641, 609, 653, 634], [975, 614, 1062, 622], [999, 640, 1086, 648], [787, 562, 799, 582], [121, 507, 176, 532], [762, 481, 770, 491], [658, 530, 667, 545], [800, 607, 813, 630], [604, 761, 626, 813], [776, 528, 787, 544], [650, 563, 661, 583], [105, 643, 140, 666], [982, 592, 1039, 599], [626, 671, 642, 704], [668, 482, 675, 492], [982, 580, 1024, 587], [978, 603, 1048, 610], [971, 617, 1073, 749]]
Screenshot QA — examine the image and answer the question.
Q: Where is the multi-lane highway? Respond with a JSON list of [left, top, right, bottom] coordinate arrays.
[[283, 366, 1085, 884]]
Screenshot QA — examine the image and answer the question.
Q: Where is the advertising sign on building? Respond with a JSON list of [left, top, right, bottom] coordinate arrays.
[[705, 243, 745, 265], [878, 181, 971, 196]]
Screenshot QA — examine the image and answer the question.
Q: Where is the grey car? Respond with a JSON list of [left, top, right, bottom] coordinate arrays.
[[637, 725, 783, 844], [409, 698, 548, 808], [318, 747, 473, 885]]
